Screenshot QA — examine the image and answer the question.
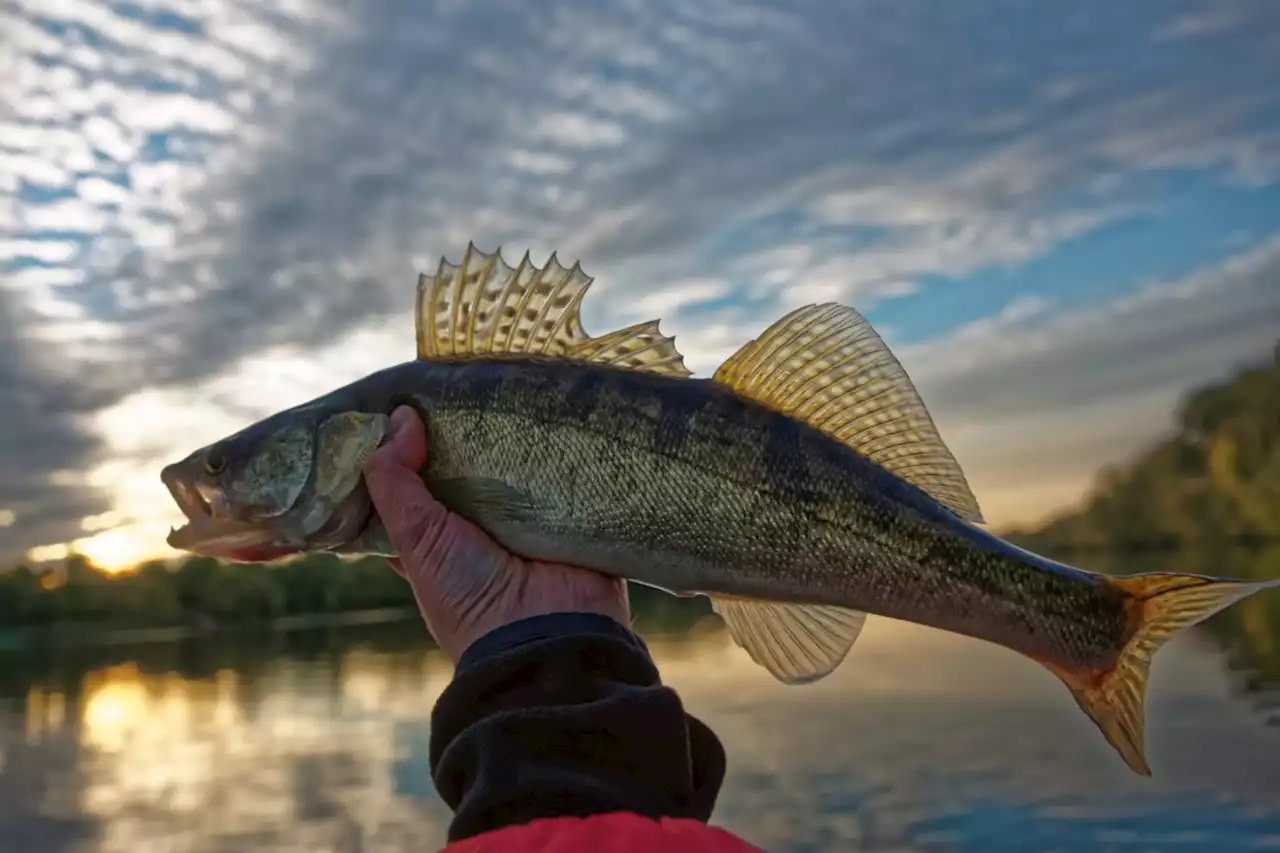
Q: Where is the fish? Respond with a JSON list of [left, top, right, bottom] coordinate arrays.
[[161, 244, 1279, 777]]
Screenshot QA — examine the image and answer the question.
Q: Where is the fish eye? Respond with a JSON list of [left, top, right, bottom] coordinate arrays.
[[203, 447, 227, 476]]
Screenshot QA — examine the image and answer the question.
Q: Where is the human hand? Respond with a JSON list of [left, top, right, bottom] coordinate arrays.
[[361, 405, 631, 663]]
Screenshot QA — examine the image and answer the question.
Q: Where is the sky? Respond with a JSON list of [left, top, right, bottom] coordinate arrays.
[[3, 0, 1280, 572]]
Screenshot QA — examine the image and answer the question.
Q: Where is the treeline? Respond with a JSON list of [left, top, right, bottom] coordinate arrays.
[[5, 341, 1277, 646], [0, 552, 711, 639], [1003, 341, 1280, 694], [1009, 341, 1280, 554], [0, 554, 413, 632]]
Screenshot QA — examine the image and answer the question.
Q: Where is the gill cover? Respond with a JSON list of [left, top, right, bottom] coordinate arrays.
[[296, 411, 390, 537], [225, 421, 315, 517]]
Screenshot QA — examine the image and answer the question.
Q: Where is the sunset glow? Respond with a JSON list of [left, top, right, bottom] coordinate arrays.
[[5, 0, 1280, 573]]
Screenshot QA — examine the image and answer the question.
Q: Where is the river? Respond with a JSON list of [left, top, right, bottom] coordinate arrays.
[[2, 550, 1278, 852]]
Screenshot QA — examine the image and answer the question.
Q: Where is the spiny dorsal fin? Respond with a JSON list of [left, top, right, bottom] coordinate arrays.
[[415, 244, 691, 377], [711, 596, 867, 685], [712, 303, 983, 523], [568, 319, 693, 376]]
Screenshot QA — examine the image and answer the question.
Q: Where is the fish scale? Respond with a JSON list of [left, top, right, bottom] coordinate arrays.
[[367, 357, 1153, 664], [160, 243, 1280, 777]]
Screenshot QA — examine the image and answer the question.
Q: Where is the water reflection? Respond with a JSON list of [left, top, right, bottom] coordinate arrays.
[[0, 551, 1277, 852]]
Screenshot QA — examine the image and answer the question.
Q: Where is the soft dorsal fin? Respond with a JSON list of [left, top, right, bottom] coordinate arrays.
[[415, 244, 692, 378], [712, 303, 983, 523], [711, 596, 867, 684]]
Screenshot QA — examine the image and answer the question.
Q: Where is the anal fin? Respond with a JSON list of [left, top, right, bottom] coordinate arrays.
[[710, 596, 867, 684]]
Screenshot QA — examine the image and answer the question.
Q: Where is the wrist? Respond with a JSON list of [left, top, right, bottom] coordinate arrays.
[[456, 612, 647, 673], [449, 599, 628, 662]]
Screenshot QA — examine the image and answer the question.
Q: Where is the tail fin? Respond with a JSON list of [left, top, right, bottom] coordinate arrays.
[[1044, 572, 1279, 776]]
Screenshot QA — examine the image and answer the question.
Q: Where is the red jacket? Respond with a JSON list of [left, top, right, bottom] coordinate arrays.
[[441, 814, 764, 853]]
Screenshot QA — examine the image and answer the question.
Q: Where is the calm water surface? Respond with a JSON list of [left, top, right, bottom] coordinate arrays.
[[2, 551, 1279, 853]]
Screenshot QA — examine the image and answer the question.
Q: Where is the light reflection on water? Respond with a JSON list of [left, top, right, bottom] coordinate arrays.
[[1, 570, 1278, 852]]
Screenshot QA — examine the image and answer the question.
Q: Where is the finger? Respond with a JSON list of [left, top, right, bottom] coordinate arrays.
[[363, 406, 450, 585], [377, 405, 427, 470], [386, 556, 407, 578], [363, 406, 426, 503]]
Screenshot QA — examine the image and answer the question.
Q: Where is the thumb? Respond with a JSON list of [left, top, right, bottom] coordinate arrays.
[[372, 405, 427, 471], [362, 406, 450, 579]]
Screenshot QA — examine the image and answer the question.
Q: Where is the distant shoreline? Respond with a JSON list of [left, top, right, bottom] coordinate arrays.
[[0, 606, 422, 653]]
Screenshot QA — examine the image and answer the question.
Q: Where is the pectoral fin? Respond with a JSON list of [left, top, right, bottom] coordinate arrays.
[[430, 476, 541, 525], [711, 596, 867, 684]]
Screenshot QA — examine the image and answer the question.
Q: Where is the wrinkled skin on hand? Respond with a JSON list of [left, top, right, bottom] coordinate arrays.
[[361, 406, 631, 663]]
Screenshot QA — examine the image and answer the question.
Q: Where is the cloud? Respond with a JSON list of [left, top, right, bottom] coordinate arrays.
[[2, 0, 1280, 559], [898, 235, 1280, 527], [0, 286, 115, 555]]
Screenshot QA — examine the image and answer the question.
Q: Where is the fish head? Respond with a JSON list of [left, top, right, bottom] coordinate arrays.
[[161, 403, 390, 562]]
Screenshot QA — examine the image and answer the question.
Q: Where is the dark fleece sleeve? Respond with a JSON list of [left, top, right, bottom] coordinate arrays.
[[428, 612, 727, 843]]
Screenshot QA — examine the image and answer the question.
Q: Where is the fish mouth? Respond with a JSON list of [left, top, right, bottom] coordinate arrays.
[[161, 463, 286, 559]]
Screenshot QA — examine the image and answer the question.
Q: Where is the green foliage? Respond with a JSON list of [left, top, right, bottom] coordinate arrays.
[[0, 551, 711, 639], [1010, 343, 1280, 553], [0, 552, 419, 633]]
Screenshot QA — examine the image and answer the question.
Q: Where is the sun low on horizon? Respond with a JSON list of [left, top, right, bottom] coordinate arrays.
[[4, 0, 1280, 573]]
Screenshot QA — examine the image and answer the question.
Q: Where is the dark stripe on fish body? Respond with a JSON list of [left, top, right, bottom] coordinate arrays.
[[762, 413, 821, 504], [649, 375, 700, 458], [455, 361, 506, 411], [561, 363, 604, 423], [758, 412, 815, 561]]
